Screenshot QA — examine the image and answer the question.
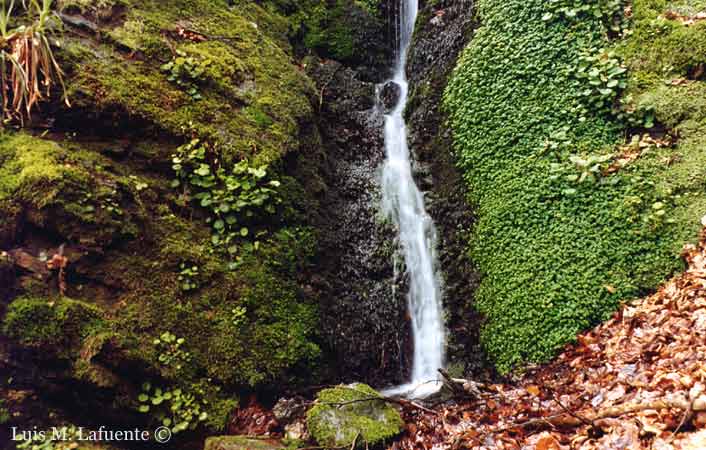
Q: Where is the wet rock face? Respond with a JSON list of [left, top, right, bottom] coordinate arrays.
[[405, 0, 493, 378], [379, 81, 401, 113], [308, 59, 411, 386]]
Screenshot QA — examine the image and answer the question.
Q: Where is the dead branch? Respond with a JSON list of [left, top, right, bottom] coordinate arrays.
[[498, 392, 705, 432], [328, 386, 439, 415], [438, 368, 486, 399]]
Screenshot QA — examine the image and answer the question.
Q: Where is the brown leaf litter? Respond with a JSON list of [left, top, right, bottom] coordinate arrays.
[[390, 230, 706, 450]]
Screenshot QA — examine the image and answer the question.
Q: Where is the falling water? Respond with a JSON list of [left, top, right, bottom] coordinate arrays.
[[381, 0, 445, 398]]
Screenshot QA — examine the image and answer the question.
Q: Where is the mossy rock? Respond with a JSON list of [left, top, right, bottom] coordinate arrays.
[[57, 0, 316, 166], [204, 436, 284, 450], [2, 296, 106, 357], [306, 383, 403, 448], [0, 132, 141, 247]]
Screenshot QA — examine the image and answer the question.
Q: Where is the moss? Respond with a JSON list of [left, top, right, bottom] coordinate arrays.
[[306, 383, 403, 448], [1, 0, 327, 434], [2, 297, 106, 357], [615, 0, 706, 76], [0, 132, 143, 246], [204, 436, 284, 450], [61, 0, 315, 165], [444, 0, 706, 372], [0, 133, 72, 203]]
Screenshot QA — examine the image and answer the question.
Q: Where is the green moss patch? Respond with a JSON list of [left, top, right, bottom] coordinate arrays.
[[60, 0, 314, 165], [204, 436, 284, 450], [306, 383, 403, 448], [445, 0, 706, 372], [2, 297, 105, 356]]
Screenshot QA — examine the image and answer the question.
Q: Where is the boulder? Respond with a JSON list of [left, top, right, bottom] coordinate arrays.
[[306, 383, 403, 448], [379, 81, 401, 113], [204, 436, 283, 450]]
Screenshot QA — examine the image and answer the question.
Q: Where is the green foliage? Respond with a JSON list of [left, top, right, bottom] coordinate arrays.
[[153, 331, 191, 369], [137, 382, 208, 434], [160, 50, 207, 101], [0, 399, 8, 424], [16, 425, 81, 450], [549, 153, 613, 188], [444, 0, 705, 372], [541, 0, 627, 33], [306, 383, 403, 448], [171, 138, 281, 257], [177, 263, 199, 292], [299, 1, 356, 60], [571, 49, 628, 116], [230, 305, 247, 327], [354, 0, 380, 16]]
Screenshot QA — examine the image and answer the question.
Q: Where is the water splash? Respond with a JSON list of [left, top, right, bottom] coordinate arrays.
[[380, 0, 445, 398]]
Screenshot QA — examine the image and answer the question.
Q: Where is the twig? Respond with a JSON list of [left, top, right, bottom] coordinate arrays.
[[349, 432, 359, 450], [328, 386, 439, 415], [495, 392, 705, 433], [670, 397, 694, 439], [552, 393, 593, 428]]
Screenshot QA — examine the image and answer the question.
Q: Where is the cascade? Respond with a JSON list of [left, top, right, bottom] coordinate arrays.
[[380, 0, 445, 398]]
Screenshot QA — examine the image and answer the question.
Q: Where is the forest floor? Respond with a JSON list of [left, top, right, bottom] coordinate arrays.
[[391, 230, 706, 450]]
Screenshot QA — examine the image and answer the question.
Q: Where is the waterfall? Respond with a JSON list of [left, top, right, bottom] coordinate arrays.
[[381, 0, 445, 398]]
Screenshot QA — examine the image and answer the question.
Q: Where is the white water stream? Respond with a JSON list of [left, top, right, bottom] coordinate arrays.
[[381, 0, 445, 398]]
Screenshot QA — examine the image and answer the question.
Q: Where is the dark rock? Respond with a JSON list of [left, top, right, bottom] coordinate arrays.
[[379, 81, 401, 113], [307, 59, 411, 386], [0, 251, 14, 300], [272, 396, 307, 424]]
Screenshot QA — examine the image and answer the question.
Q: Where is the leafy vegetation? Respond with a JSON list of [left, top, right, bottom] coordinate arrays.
[[177, 263, 199, 292], [137, 381, 209, 434], [171, 138, 282, 260], [160, 50, 207, 100], [153, 331, 191, 369], [445, 0, 706, 372], [0, 0, 69, 123]]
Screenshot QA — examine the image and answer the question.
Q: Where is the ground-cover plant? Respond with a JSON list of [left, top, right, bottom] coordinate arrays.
[[0, 0, 69, 123], [445, 0, 706, 372], [137, 382, 208, 434], [177, 262, 199, 292], [160, 49, 207, 100], [171, 138, 282, 259], [153, 331, 191, 370], [571, 49, 628, 117]]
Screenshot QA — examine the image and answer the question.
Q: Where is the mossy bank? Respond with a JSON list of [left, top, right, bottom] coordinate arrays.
[[445, 0, 706, 373], [0, 0, 388, 446]]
